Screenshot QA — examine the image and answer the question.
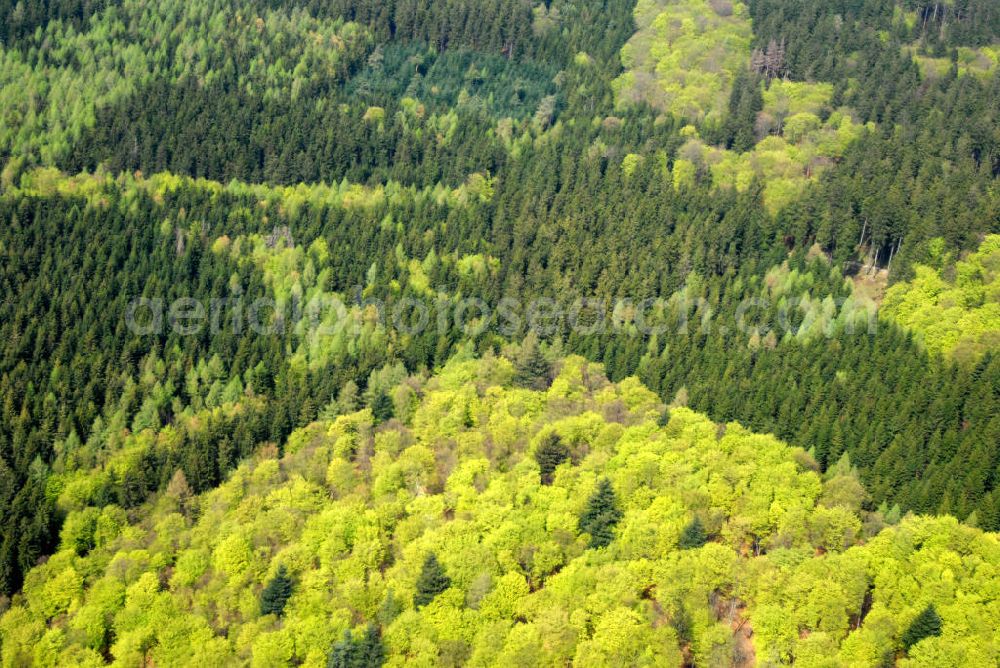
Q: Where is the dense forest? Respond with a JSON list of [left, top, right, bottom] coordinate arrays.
[[3, 355, 999, 665], [1, 0, 999, 665]]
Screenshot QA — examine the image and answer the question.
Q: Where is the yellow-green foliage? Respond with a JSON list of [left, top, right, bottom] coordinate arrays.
[[5, 167, 483, 216], [613, 0, 753, 121], [4, 355, 999, 666], [50, 398, 258, 517], [219, 232, 392, 373], [4, 167, 495, 376], [752, 261, 877, 344], [673, 109, 871, 212], [762, 80, 834, 119], [0, 0, 369, 165], [609, 0, 869, 213], [213, 227, 500, 373], [882, 235, 1000, 363], [907, 45, 1000, 80]]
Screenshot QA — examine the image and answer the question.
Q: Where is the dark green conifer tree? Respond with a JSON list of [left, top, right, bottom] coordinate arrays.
[[534, 433, 570, 485], [357, 624, 385, 667], [414, 553, 451, 608], [579, 478, 622, 548], [371, 390, 394, 423], [515, 334, 550, 390], [902, 604, 942, 651], [328, 630, 355, 668], [260, 565, 293, 617], [678, 516, 707, 549], [328, 625, 384, 668]]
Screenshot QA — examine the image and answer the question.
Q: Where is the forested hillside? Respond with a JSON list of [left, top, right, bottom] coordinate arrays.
[[3, 356, 999, 666], [1, 0, 999, 665], [882, 235, 1000, 363]]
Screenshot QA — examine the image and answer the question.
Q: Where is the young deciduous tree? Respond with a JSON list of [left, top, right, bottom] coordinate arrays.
[[166, 469, 194, 517], [337, 381, 360, 415]]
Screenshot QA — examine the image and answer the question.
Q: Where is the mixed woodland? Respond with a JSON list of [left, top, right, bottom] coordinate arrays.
[[0, 0, 999, 665]]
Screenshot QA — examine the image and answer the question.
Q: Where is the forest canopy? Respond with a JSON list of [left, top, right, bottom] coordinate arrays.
[[0, 0, 998, 664], [882, 235, 1000, 363], [2, 355, 998, 666]]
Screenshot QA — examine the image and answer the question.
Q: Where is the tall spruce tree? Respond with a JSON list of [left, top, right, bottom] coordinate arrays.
[[260, 565, 293, 617], [902, 604, 942, 651], [371, 390, 394, 423], [328, 630, 355, 668], [356, 624, 385, 667], [414, 553, 451, 608], [327, 625, 385, 668], [678, 516, 708, 549], [534, 433, 570, 485], [579, 478, 622, 548], [515, 334, 551, 390]]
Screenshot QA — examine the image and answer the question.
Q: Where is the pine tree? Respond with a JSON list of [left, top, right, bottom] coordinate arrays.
[[534, 433, 570, 485], [371, 390, 394, 423], [902, 604, 942, 651], [678, 516, 707, 549], [328, 630, 355, 668], [328, 626, 384, 668], [356, 624, 385, 667], [376, 589, 403, 626], [166, 469, 193, 517], [724, 70, 763, 152], [338, 380, 360, 414], [414, 553, 451, 608], [672, 601, 693, 646], [579, 478, 622, 548], [515, 334, 550, 390], [260, 565, 294, 617]]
